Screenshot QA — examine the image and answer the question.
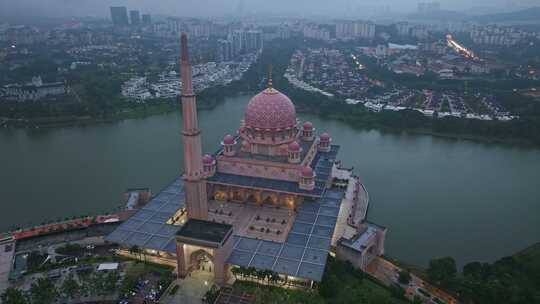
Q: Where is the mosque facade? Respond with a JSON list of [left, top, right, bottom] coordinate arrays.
[[106, 33, 386, 287]]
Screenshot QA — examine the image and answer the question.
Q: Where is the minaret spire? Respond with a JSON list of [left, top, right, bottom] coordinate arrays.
[[180, 32, 208, 220], [267, 64, 273, 89]]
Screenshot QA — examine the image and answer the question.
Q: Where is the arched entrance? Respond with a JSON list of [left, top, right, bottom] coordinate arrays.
[[190, 249, 214, 273], [246, 190, 260, 204], [231, 189, 244, 202], [262, 192, 278, 206]]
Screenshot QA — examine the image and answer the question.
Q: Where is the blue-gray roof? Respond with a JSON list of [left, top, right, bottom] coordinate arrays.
[[226, 189, 344, 282], [106, 145, 344, 282], [105, 178, 184, 253]]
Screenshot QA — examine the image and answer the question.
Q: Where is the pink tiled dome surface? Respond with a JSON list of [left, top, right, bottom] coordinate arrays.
[[223, 134, 235, 145], [320, 132, 330, 141], [202, 154, 214, 164], [245, 88, 296, 130], [288, 141, 300, 151], [301, 166, 314, 177]]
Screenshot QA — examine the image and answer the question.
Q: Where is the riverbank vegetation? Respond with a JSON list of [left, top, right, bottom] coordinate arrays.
[[424, 243, 540, 304]]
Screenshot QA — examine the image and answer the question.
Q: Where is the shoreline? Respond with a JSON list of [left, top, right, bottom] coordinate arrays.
[[2, 93, 539, 147]]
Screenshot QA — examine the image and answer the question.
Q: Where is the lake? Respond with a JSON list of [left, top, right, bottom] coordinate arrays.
[[1, 93, 539, 268]]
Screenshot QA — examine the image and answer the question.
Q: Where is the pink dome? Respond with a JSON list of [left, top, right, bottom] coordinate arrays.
[[320, 132, 330, 142], [223, 134, 234, 145], [301, 166, 314, 177], [288, 141, 300, 152], [202, 154, 214, 164], [303, 121, 313, 130], [244, 88, 296, 130]]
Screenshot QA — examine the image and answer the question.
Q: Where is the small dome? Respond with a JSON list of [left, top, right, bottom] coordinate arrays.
[[202, 154, 214, 164], [244, 88, 297, 130], [320, 132, 330, 142], [223, 134, 235, 145], [301, 166, 314, 177], [288, 141, 300, 152], [303, 121, 313, 130]]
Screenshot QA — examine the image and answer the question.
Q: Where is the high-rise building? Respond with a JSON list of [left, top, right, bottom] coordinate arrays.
[[245, 30, 263, 52], [130, 10, 141, 26], [417, 2, 440, 13], [142, 14, 152, 25], [217, 39, 233, 62], [167, 18, 182, 34], [336, 21, 375, 40], [110, 7, 129, 26], [230, 30, 244, 56]]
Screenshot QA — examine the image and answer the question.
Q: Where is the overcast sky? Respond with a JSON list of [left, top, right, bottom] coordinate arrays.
[[0, 0, 536, 19]]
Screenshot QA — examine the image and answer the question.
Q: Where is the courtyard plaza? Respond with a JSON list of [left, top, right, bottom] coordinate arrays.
[[208, 200, 295, 243]]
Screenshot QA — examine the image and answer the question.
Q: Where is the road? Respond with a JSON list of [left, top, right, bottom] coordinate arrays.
[[367, 257, 458, 304]]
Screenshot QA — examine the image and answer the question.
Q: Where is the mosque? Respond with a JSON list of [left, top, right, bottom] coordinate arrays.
[[106, 33, 386, 287]]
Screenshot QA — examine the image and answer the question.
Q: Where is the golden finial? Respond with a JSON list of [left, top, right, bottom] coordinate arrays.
[[267, 64, 273, 89]]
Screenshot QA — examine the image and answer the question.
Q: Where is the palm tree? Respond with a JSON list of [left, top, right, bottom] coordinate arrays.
[[269, 271, 280, 285], [247, 267, 257, 281], [129, 245, 142, 261]]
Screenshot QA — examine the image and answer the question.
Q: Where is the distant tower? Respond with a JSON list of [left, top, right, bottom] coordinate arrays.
[[141, 14, 152, 25], [110, 7, 129, 26], [130, 10, 141, 26], [180, 33, 208, 220]]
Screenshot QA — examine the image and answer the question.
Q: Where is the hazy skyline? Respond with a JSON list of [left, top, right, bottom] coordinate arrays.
[[0, 0, 537, 20]]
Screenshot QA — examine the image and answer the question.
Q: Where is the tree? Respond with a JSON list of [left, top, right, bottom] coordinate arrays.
[[398, 269, 412, 285], [319, 273, 339, 298], [463, 261, 488, 279], [60, 275, 80, 300], [1, 287, 27, 304], [389, 284, 407, 300], [30, 278, 58, 304], [103, 271, 120, 295], [427, 256, 457, 287], [88, 272, 105, 296]]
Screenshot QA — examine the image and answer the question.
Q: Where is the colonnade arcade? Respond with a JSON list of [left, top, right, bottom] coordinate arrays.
[[208, 184, 301, 209]]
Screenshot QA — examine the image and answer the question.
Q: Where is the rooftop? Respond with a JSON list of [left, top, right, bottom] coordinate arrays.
[[105, 178, 184, 253], [338, 222, 386, 253], [226, 188, 345, 282], [208, 145, 340, 197], [176, 218, 233, 246], [227, 135, 315, 164]]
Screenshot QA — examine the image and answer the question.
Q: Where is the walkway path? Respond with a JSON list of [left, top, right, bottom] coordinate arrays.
[[162, 271, 214, 304], [0, 237, 15, 293], [367, 257, 459, 304]]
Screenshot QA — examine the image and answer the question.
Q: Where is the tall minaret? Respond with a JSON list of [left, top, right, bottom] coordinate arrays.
[[180, 33, 208, 220]]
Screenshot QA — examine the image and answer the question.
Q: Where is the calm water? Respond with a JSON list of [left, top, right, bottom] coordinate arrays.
[[1, 94, 539, 268]]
